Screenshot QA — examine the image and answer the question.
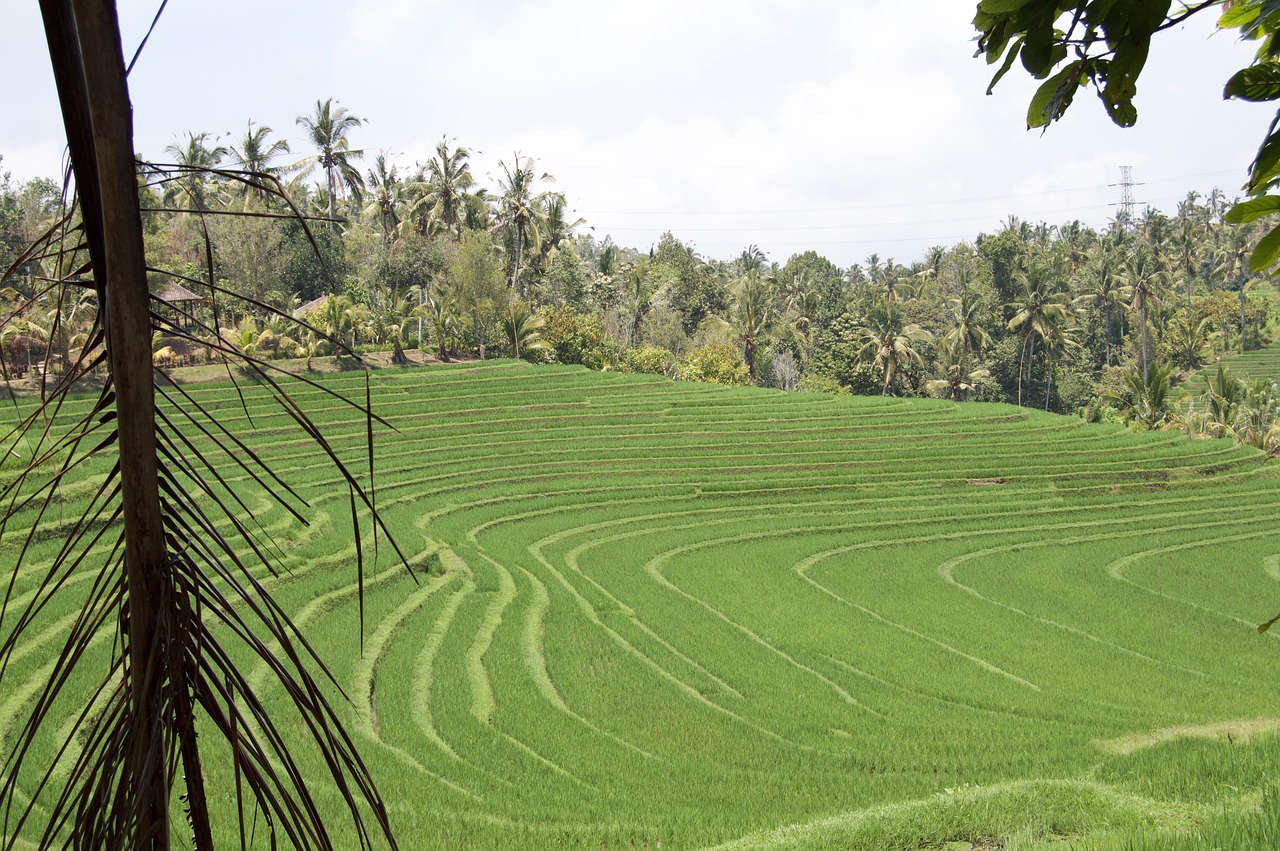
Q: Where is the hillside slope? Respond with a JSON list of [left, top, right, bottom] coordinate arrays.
[[4, 361, 1280, 849]]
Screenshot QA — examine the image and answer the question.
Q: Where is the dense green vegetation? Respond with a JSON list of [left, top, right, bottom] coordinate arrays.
[[4, 362, 1280, 849], [2, 126, 1277, 446]]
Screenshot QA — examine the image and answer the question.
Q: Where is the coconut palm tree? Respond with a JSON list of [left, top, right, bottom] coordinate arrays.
[[1006, 262, 1074, 406], [228, 120, 293, 200], [1038, 318, 1081, 411], [369, 286, 415, 363], [162, 130, 227, 211], [363, 151, 402, 243], [1121, 243, 1168, 384], [736, 244, 768, 277], [296, 98, 366, 227], [1170, 215, 1201, 310], [730, 271, 774, 382], [942, 291, 991, 368], [1213, 225, 1255, 350], [1235, 379, 1280, 451], [856, 296, 931, 396], [1108, 364, 1178, 430], [495, 152, 552, 296], [925, 337, 990, 401], [412, 138, 482, 241], [1200, 363, 1248, 438], [536, 193, 586, 274], [1077, 249, 1131, 367], [424, 289, 461, 362], [1165, 313, 1215, 371], [502, 300, 549, 359]]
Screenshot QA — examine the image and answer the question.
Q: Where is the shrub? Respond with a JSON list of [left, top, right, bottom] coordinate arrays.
[[676, 343, 750, 386], [540, 307, 613, 368], [798, 374, 850, 395], [618, 345, 674, 376]]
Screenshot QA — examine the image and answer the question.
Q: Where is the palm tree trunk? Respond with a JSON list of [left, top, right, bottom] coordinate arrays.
[[1017, 334, 1028, 407], [512, 229, 524, 297], [1044, 356, 1053, 411], [1103, 301, 1112, 367], [1140, 302, 1149, 385], [41, 1, 179, 845], [1240, 289, 1247, 350], [327, 163, 337, 228]]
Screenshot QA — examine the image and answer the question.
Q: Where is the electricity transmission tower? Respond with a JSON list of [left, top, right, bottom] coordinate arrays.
[[1108, 165, 1143, 227]]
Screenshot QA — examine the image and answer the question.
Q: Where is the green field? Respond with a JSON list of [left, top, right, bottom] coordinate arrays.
[[5, 361, 1280, 849], [1176, 338, 1280, 395]]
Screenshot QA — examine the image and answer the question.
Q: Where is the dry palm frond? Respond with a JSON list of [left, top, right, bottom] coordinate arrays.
[[1, 4, 406, 849]]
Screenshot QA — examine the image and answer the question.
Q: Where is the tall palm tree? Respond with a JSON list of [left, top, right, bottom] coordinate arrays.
[[536, 193, 586, 274], [856, 296, 931, 396], [1166, 313, 1215, 371], [369, 286, 415, 363], [162, 131, 227, 211], [942, 291, 991, 368], [296, 98, 366, 227], [363, 151, 402, 243], [925, 337, 990, 401], [412, 138, 481, 241], [736, 244, 768, 277], [1121, 243, 1167, 385], [1077, 249, 1131, 367], [1038, 318, 1081, 411], [495, 152, 552, 297], [228, 120, 292, 199], [731, 271, 774, 382], [1006, 262, 1074, 406], [1213, 225, 1255, 350], [1170, 215, 1200, 310], [1200, 363, 1248, 437], [15, 7, 398, 849]]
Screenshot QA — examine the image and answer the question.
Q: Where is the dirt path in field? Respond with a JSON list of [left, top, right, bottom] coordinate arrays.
[[1093, 717, 1280, 755]]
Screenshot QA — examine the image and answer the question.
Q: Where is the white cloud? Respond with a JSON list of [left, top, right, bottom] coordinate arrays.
[[3, 0, 1267, 266]]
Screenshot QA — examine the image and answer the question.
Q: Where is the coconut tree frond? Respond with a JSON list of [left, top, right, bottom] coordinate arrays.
[[2, 10, 404, 848], [502, 301, 548, 359], [1106, 364, 1178, 430]]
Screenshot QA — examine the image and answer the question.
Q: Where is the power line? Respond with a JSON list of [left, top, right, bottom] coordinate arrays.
[[598, 196, 1188, 235], [578, 169, 1235, 217]]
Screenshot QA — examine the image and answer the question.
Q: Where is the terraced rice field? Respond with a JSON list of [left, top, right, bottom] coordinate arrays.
[[1176, 338, 1280, 394], [1202, 343, 1280, 381], [5, 360, 1280, 849]]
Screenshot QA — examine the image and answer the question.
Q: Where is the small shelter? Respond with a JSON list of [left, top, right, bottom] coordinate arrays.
[[155, 282, 205, 329], [293, 296, 330, 321]]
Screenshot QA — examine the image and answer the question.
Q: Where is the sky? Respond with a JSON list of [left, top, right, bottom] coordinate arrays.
[[1, 1, 1270, 269]]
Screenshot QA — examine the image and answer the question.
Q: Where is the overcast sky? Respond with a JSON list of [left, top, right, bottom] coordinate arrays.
[[1, 1, 1268, 268]]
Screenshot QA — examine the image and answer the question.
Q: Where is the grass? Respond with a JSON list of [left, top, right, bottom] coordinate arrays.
[[3, 359, 1280, 849]]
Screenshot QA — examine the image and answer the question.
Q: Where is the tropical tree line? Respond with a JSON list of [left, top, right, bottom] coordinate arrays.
[[2, 116, 1276, 448]]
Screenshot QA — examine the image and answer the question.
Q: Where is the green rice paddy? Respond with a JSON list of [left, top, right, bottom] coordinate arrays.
[[1176, 338, 1280, 394], [4, 360, 1280, 849]]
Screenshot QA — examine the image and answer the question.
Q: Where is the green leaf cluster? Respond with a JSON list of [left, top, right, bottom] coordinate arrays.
[[975, 1, 1280, 274]]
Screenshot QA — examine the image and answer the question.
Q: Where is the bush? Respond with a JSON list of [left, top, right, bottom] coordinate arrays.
[[618, 345, 674, 376], [798, 374, 850, 395], [540, 307, 613, 368], [676, 344, 750, 386]]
